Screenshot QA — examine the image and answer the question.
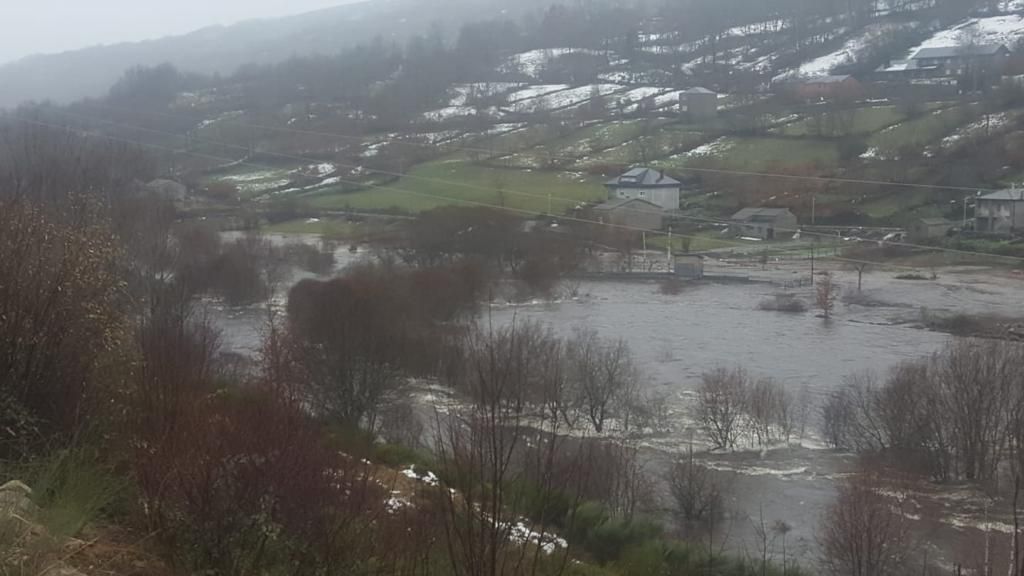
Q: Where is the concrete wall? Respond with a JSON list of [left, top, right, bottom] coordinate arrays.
[[683, 93, 717, 119], [613, 186, 680, 210]]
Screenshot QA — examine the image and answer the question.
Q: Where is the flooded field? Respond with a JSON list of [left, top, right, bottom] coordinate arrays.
[[211, 235, 1024, 569]]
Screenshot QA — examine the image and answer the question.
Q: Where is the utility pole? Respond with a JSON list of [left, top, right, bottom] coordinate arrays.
[[811, 195, 816, 226], [810, 243, 815, 285], [547, 193, 552, 216]]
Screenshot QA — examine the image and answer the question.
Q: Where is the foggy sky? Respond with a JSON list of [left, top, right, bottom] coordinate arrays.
[[0, 0, 361, 64]]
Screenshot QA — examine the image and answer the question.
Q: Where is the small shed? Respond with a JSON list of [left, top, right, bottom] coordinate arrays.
[[908, 218, 952, 241], [592, 198, 665, 231], [730, 207, 798, 240], [681, 87, 718, 119], [674, 255, 704, 280]]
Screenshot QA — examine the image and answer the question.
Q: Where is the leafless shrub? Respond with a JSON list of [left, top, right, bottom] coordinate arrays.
[[0, 198, 124, 456], [668, 447, 725, 536], [565, 329, 640, 434], [697, 367, 748, 450], [820, 474, 911, 576], [816, 272, 838, 318]]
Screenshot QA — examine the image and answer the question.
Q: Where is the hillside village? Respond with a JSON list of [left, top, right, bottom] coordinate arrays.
[[33, 0, 1024, 254]]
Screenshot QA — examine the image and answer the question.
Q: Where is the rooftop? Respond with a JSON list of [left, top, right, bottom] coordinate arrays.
[[731, 207, 793, 222], [605, 167, 681, 188], [682, 87, 716, 95], [912, 44, 1008, 60], [978, 189, 1024, 201]]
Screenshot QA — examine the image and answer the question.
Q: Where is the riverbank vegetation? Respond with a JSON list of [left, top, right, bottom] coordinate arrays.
[[0, 125, 808, 576]]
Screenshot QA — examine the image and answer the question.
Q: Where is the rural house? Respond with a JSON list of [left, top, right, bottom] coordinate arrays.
[[681, 87, 718, 119], [605, 167, 682, 211], [778, 75, 864, 101], [592, 198, 665, 231], [975, 189, 1024, 235], [908, 217, 953, 241], [730, 207, 798, 240], [910, 44, 1009, 76]]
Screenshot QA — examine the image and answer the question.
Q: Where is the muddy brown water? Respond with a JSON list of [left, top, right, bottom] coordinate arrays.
[[210, 237, 1024, 569]]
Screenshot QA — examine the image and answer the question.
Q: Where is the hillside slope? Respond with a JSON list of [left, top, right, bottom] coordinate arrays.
[[0, 0, 561, 108]]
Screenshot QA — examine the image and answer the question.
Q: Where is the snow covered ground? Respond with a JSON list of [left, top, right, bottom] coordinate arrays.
[[508, 48, 603, 77], [941, 111, 1014, 148], [675, 136, 734, 159], [506, 85, 571, 103], [909, 14, 1024, 55], [506, 84, 623, 112], [774, 22, 920, 81], [448, 82, 521, 106], [613, 87, 671, 112], [421, 106, 477, 122]]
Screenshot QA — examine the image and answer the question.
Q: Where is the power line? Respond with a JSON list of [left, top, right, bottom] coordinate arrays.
[[40, 106, 1024, 265], [80, 101, 999, 195], [13, 114, 928, 272]]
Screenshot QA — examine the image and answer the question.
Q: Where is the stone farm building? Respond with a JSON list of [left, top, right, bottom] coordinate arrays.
[[730, 207, 798, 240], [908, 218, 953, 241], [975, 189, 1024, 235], [681, 87, 718, 119], [911, 44, 1009, 76], [592, 198, 665, 231], [605, 167, 682, 211]]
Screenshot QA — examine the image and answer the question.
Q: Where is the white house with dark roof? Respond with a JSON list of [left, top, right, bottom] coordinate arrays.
[[975, 188, 1024, 235], [604, 167, 681, 211]]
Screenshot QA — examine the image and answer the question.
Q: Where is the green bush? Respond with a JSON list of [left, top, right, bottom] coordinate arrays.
[[28, 448, 126, 538]]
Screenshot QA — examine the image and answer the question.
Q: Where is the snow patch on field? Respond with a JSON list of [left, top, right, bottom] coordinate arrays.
[[510, 48, 602, 77], [680, 137, 733, 158], [941, 111, 1013, 148], [506, 84, 622, 112], [449, 82, 522, 106], [506, 85, 571, 103], [776, 22, 920, 81], [422, 106, 477, 122], [911, 14, 1024, 54]]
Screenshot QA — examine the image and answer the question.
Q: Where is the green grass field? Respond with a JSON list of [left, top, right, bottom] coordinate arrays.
[[777, 105, 907, 137], [655, 136, 841, 172], [307, 160, 605, 213], [868, 105, 976, 154]]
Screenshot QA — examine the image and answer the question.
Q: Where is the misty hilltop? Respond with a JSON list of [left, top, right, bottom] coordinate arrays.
[[0, 0, 557, 108]]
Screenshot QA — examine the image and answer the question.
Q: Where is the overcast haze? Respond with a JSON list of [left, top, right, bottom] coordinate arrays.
[[0, 0, 360, 64]]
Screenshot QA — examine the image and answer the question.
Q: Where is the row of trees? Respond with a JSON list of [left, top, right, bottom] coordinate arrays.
[[697, 368, 812, 450], [822, 340, 1024, 483]]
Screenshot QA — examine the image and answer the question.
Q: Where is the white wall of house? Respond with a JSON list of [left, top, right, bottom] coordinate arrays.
[[613, 186, 680, 210], [976, 200, 1024, 234]]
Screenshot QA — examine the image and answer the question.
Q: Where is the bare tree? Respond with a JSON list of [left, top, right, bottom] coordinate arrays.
[[668, 444, 725, 535], [434, 323, 586, 576], [821, 475, 911, 576], [816, 272, 838, 318], [565, 329, 639, 434], [697, 367, 748, 450]]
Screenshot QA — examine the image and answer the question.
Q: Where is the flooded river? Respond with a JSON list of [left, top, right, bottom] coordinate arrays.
[[211, 234, 1024, 570]]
